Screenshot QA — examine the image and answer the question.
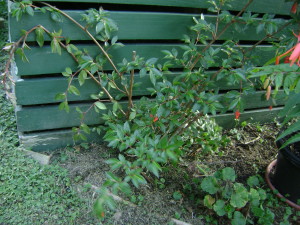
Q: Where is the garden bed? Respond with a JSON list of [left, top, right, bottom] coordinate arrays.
[[51, 122, 300, 224]]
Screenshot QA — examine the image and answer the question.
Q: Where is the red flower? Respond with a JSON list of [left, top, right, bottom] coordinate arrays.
[[291, 2, 298, 14], [153, 116, 159, 122], [235, 110, 241, 119], [284, 56, 290, 64], [269, 105, 273, 110]]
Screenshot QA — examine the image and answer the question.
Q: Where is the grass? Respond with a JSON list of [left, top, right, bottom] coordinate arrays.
[[0, 91, 99, 224]]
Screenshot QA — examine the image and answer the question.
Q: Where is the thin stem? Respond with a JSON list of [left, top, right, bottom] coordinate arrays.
[[41, 2, 122, 77], [127, 51, 136, 115], [189, 0, 254, 70], [246, 20, 293, 54]]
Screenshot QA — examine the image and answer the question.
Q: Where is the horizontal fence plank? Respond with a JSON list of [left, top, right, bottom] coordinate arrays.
[[214, 107, 281, 128], [15, 72, 241, 105], [16, 90, 284, 132], [19, 129, 103, 151], [9, 11, 289, 42], [15, 44, 276, 76], [20, 107, 282, 151], [31, 0, 292, 15]]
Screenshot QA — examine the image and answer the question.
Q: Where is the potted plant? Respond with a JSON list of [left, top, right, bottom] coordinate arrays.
[[265, 93, 300, 210], [264, 0, 300, 210]]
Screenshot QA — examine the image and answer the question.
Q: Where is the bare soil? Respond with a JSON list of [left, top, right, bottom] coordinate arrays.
[[51, 123, 300, 225]]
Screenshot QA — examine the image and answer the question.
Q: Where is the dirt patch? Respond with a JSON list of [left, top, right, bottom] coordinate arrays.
[[51, 123, 299, 224]]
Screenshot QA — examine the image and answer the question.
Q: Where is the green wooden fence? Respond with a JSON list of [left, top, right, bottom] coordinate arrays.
[[9, 0, 293, 151]]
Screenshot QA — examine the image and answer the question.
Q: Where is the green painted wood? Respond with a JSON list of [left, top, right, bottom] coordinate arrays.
[[31, 0, 292, 15], [215, 107, 282, 128], [19, 129, 103, 151], [15, 72, 242, 105], [15, 44, 276, 76], [16, 90, 284, 132], [9, 11, 289, 42], [20, 107, 282, 151]]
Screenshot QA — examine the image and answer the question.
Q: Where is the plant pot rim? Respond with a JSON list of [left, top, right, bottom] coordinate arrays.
[[265, 159, 300, 210]]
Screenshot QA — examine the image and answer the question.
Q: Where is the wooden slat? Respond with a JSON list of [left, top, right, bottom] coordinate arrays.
[[16, 90, 284, 132], [20, 107, 282, 151], [215, 107, 282, 128], [15, 44, 276, 76], [31, 0, 292, 15], [15, 72, 241, 105], [19, 129, 103, 152], [9, 11, 289, 42]]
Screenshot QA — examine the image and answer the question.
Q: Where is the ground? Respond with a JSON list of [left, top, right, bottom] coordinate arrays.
[[50, 122, 300, 224]]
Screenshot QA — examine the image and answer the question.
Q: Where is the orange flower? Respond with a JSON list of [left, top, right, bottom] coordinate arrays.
[[235, 110, 240, 119], [289, 41, 300, 66], [291, 2, 298, 14], [153, 116, 159, 122], [275, 32, 300, 66]]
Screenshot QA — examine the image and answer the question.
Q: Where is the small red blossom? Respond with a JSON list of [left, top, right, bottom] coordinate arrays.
[[150, 114, 154, 118], [284, 56, 290, 64], [291, 2, 298, 14], [153, 116, 159, 122], [269, 105, 273, 110], [235, 110, 241, 119]]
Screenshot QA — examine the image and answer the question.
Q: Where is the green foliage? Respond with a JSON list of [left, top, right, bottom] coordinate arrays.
[[0, 93, 94, 224], [8, 0, 300, 220], [275, 92, 300, 148], [199, 167, 293, 224]]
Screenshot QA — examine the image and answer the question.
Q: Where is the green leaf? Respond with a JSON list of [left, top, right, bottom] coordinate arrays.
[[129, 111, 136, 120], [69, 85, 80, 96], [173, 191, 182, 200], [93, 198, 105, 219], [59, 101, 69, 113], [65, 67, 72, 75], [54, 93, 66, 101], [221, 167, 236, 182], [80, 124, 90, 134], [35, 27, 45, 47], [25, 6, 34, 16], [231, 211, 246, 225], [51, 38, 62, 55], [166, 149, 178, 161], [230, 183, 249, 208], [96, 22, 104, 34], [203, 195, 215, 209], [51, 11, 63, 22], [213, 200, 226, 216], [201, 176, 219, 194], [95, 102, 107, 110], [247, 176, 260, 187], [78, 70, 87, 86], [276, 120, 300, 142], [279, 133, 300, 149]]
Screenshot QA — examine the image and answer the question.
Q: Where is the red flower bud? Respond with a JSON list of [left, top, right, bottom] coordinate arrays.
[[284, 56, 290, 64], [235, 110, 241, 119], [153, 117, 159, 122], [291, 2, 298, 14], [269, 105, 273, 110]]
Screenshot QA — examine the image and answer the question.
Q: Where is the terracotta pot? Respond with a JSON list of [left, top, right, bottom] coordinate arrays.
[[265, 160, 300, 210]]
